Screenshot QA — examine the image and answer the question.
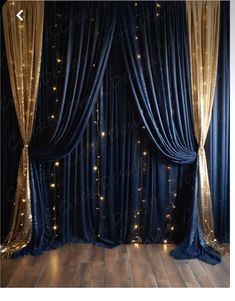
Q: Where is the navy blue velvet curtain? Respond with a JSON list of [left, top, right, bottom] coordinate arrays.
[[120, 1, 225, 264], [1, 1, 229, 264]]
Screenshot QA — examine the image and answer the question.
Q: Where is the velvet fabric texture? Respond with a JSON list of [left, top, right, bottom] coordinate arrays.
[[1, 1, 229, 264], [120, 1, 224, 264]]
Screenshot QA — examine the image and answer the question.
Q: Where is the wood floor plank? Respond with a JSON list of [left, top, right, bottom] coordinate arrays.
[[158, 244, 186, 287], [199, 260, 230, 287], [104, 259, 131, 287], [186, 260, 214, 287], [128, 244, 158, 287], [175, 262, 200, 288], [146, 244, 170, 287], [0, 243, 230, 288]]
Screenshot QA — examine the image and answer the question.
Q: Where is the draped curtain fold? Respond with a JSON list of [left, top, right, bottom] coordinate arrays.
[[31, 1, 117, 160], [1, 1, 44, 257], [185, 1, 227, 255], [22, 1, 117, 254], [121, 1, 223, 264]]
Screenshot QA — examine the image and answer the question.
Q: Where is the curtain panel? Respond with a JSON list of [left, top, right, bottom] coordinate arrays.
[[120, 1, 223, 264], [1, 0, 44, 258]]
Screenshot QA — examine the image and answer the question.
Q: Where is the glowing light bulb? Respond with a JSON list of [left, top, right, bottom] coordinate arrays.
[[143, 151, 147, 156], [51, 114, 55, 119], [134, 225, 138, 230], [55, 161, 60, 167], [137, 54, 141, 59], [163, 240, 167, 244], [57, 58, 61, 63], [100, 196, 104, 200], [93, 166, 98, 171], [53, 225, 57, 230], [22, 198, 26, 203], [101, 131, 106, 137], [50, 183, 55, 188], [52, 86, 57, 91]]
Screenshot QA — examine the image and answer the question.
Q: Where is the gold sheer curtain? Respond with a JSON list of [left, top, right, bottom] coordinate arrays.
[[186, 1, 228, 254], [1, 1, 44, 258]]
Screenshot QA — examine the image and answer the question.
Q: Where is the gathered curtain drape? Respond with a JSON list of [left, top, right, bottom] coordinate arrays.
[[121, 1, 224, 264], [2, 1, 117, 257], [19, 2, 117, 254], [1, 1, 44, 258], [185, 1, 227, 255]]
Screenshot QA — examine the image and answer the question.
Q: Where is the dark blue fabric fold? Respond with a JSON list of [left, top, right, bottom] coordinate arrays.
[[120, 1, 223, 264]]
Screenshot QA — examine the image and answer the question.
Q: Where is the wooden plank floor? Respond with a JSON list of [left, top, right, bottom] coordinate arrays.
[[0, 243, 230, 288]]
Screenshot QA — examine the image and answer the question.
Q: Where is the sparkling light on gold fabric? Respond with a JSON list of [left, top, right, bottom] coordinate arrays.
[[186, 1, 228, 254], [1, 0, 44, 258]]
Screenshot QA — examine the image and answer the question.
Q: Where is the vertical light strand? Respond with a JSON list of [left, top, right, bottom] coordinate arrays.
[[155, 1, 161, 18], [94, 97, 102, 239]]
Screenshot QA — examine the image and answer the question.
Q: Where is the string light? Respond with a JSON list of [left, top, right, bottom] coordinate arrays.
[[101, 131, 106, 137], [142, 151, 147, 156], [50, 183, 55, 188], [93, 166, 98, 171], [57, 58, 61, 63], [137, 54, 141, 59], [22, 198, 26, 203], [55, 161, 60, 167], [50, 114, 55, 119], [52, 86, 57, 91]]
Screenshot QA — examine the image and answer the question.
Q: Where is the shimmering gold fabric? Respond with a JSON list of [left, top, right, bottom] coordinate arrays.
[[186, 1, 228, 254], [1, 0, 44, 258]]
